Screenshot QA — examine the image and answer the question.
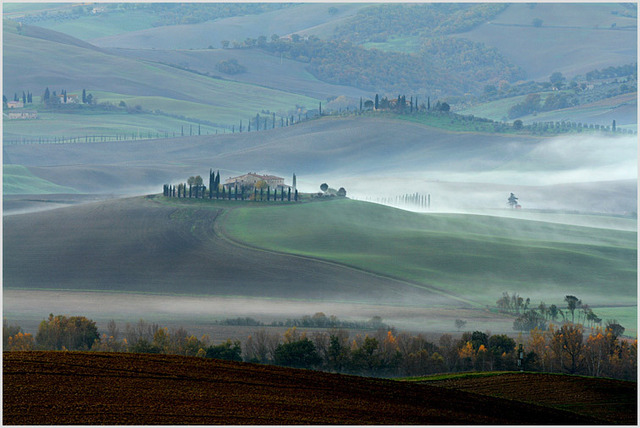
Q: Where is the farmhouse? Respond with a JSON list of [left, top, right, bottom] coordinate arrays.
[[6, 101, 24, 109], [224, 172, 290, 191], [57, 94, 79, 104]]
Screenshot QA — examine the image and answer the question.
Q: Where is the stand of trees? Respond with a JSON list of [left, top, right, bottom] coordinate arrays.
[[164, 171, 299, 203], [4, 311, 636, 380]]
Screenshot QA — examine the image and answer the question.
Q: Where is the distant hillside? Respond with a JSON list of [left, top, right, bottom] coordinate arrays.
[[4, 115, 636, 214], [456, 3, 637, 80], [90, 4, 368, 50], [4, 351, 602, 425]]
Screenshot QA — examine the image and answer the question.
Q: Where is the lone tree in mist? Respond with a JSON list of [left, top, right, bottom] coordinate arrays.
[[508, 193, 518, 208], [320, 183, 329, 192]]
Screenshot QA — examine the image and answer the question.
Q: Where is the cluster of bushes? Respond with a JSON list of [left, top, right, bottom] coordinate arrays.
[[215, 59, 246, 75], [4, 312, 636, 380]]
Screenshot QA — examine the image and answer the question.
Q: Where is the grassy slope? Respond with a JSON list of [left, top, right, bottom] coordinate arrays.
[[3, 351, 600, 425], [90, 4, 368, 50], [222, 199, 637, 307], [459, 92, 638, 127], [108, 47, 370, 101], [3, 164, 78, 194], [3, 27, 320, 138], [455, 3, 637, 80], [4, 196, 462, 308]]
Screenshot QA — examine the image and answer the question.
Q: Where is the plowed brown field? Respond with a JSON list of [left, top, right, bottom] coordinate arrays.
[[420, 373, 637, 425], [4, 351, 603, 425]]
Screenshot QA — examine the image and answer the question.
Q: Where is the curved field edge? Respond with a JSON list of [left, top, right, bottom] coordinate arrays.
[[218, 198, 637, 307], [404, 371, 637, 425], [3, 351, 602, 425]]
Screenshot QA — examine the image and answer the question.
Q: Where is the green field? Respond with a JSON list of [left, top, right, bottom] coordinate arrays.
[[222, 199, 637, 308], [3, 26, 321, 140], [3, 165, 78, 194]]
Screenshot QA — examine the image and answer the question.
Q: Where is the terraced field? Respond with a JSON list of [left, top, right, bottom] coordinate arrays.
[[3, 351, 605, 425]]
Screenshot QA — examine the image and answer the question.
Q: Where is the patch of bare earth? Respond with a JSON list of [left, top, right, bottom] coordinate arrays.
[[3, 352, 602, 425], [421, 373, 637, 424]]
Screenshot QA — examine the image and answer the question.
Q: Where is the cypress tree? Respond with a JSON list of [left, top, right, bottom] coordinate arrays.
[[189, 184, 192, 198], [295, 189, 298, 201], [427, 97, 430, 110], [256, 113, 260, 131], [240, 120, 243, 132], [360, 97, 363, 112], [235, 186, 238, 200], [319, 102, 322, 116], [260, 187, 264, 201], [82, 89, 86, 104], [280, 188, 284, 201], [375, 94, 379, 110], [267, 186, 271, 201], [273, 112, 276, 129], [288, 187, 291, 201], [254, 188, 258, 200]]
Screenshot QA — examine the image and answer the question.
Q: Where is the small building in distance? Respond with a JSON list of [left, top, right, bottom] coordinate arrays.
[[224, 172, 290, 191], [7, 111, 38, 120], [6, 101, 24, 109]]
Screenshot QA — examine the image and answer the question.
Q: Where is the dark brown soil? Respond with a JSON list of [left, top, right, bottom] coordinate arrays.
[[421, 373, 637, 425], [4, 351, 602, 425]]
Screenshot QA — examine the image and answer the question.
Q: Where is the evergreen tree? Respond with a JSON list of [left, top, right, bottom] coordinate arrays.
[[319, 102, 322, 116], [22, 91, 26, 104], [288, 187, 291, 201], [375, 94, 379, 110], [43, 87, 50, 103], [294, 189, 298, 201], [82, 89, 86, 104], [273, 112, 276, 129], [267, 186, 271, 201]]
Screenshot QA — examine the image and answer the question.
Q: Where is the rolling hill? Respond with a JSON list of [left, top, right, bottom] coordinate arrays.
[[3, 22, 321, 133], [453, 3, 637, 81], [3, 351, 607, 425], [4, 116, 637, 216], [4, 195, 635, 315]]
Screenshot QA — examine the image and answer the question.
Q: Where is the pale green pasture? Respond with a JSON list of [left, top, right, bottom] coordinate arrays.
[[222, 199, 637, 308], [33, 10, 159, 40], [3, 164, 78, 194], [3, 111, 222, 141]]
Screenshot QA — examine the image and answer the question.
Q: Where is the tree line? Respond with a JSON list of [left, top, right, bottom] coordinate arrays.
[[496, 293, 623, 333], [4, 311, 636, 380], [163, 170, 299, 203]]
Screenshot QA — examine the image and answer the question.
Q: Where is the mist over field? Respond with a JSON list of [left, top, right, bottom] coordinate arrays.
[[3, 2, 637, 345]]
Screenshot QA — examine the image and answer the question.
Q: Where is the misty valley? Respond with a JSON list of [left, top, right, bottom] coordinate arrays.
[[3, 2, 637, 425]]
